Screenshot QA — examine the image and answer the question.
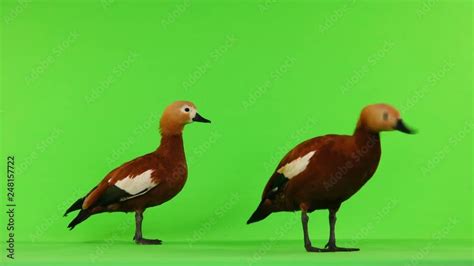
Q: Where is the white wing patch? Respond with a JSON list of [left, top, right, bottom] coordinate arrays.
[[113, 169, 157, 195], [277, 151, 316, 179]]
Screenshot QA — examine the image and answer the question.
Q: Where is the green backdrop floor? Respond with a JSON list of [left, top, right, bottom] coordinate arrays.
[[4, 239, 473, 266]]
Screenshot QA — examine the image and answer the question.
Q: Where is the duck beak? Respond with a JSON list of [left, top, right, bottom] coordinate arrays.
[[395, 119, 415, 134], [193, 113, 211, 123]]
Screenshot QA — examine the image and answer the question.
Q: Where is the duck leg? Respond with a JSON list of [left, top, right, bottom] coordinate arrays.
[[133, 210, 162, 245], [322, 208, 359, 252], [301, 210, 323, 252]]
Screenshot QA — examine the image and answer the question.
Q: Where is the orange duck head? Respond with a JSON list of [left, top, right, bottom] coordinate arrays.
[[160, 101, 211, 135], [357, 103, 415, 134]]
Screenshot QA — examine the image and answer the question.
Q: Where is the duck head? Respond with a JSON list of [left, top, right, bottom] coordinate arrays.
[[160, 101, 211, 135], [357, 104, 415, 134]]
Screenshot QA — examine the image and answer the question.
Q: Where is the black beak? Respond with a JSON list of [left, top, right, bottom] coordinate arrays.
[[395, 119, 415, 134], [192, 113, 211, 123]]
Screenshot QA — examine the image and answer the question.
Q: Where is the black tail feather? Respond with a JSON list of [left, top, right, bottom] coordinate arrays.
[[67, 209, 92, 230], [64, 197, 84, 217], [247, 199, 272, 224]]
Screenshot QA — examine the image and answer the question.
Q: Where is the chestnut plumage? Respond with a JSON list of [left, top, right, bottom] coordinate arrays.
[[247, 103, 415, 252], [64, 101, 210, 245]]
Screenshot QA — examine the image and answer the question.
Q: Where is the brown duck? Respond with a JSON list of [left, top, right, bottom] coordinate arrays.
[[247, 104, 415, 252], [64, 101, 210, 244]]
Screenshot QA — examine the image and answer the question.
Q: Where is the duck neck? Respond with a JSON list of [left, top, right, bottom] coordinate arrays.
[[156, 133, 185, 161], [353, 123, 381, 151]]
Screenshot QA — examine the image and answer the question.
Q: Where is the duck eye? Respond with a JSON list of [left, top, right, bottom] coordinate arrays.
[[184, 107, 190, 112], [383, 112, 389, 121]]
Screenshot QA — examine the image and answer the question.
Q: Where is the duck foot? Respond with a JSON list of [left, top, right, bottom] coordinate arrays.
[[305, 245, 324, 252], [305, 245, 359, 252], [134, 237, 163, 245], [321, 243, 359, 252]]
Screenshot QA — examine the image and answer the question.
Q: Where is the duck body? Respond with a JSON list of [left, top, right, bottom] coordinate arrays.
[[84, 135, 187, 215], [65, 101, 210, 245], [268, 130, 381, 213], [247, 103, 414, 252]]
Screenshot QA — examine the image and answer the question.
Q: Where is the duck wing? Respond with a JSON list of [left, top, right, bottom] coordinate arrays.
[[261, 136, 329, 200], [82, 153, 162, 210]]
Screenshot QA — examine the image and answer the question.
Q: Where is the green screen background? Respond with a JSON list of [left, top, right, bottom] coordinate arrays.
[[1, 0, 472, 265]]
